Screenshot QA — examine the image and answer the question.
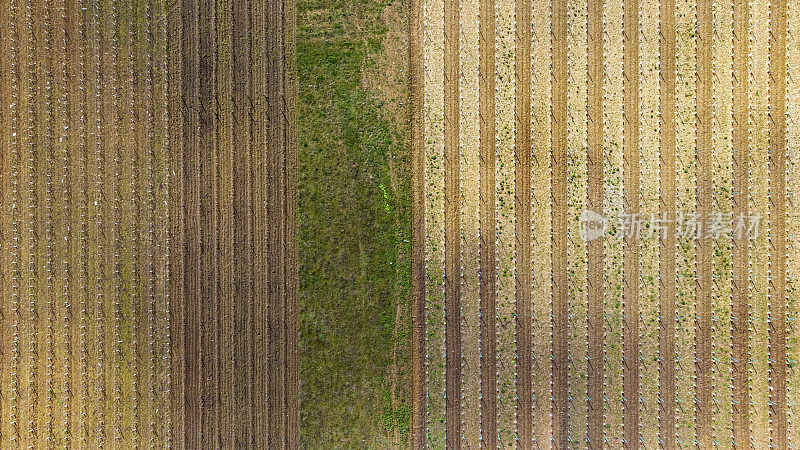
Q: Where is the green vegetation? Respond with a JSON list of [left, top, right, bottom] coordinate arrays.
[[297, 0, 410, 446]]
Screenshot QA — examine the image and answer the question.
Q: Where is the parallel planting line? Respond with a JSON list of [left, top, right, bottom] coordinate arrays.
[[622, 0, 639, 444], [658, 0, 677, 444], [443, 0, 460, 440], [478, 0, 496, 443], [731, 0, 750, 444], [586, 0, 604, 444], [768, 0, 788, 444], [694, 0, 713, 444], [551, 0, 569, 444], [514, 0, 532, 444]]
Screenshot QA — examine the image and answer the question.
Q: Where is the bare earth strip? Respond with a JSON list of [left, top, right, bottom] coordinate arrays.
[[478, 0, 498, 444], [551, 0, 568, 444], [658, 0, 677, 444], [768, 0, 788, 444], [586, 0, 604, 444], [622, 0, 640, 445], [514, 0, 532, 444], [531, 0, 552, 443]]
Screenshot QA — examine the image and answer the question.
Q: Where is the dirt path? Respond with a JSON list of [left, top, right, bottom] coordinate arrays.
[[768, 0, 788, 444], [586, 0, 603, 444], [658, 0, 677, 445], [622, 0, 640, 445]]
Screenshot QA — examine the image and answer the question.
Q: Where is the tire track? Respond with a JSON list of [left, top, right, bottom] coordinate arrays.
[[514, 0, 532, 444], [658, 0, 677, 444], [586, 0, 603, 444], [551, 0, 568, 444], [768, 0, 788, 444], [622, 0, 639, 445]]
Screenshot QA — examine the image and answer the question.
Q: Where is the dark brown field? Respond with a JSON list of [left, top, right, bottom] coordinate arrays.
[[0, 0, 297, 447]]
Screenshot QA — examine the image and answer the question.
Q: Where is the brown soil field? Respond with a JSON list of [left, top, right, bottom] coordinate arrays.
[[0, 0, 297, 447]]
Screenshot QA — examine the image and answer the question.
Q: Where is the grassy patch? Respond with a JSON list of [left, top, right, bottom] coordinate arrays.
[[297, 0, 410, 446]]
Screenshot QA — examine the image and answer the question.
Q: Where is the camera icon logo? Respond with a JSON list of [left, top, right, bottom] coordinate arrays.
[[579, 209, 607, 241]]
